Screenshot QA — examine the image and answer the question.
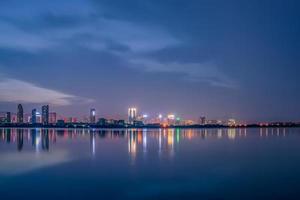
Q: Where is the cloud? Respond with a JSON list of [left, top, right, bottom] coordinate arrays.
[[129, 59, 237, 88], [0, 20, 55, 52], [0, 8, 180, 53], [0, 76, 93, 105]]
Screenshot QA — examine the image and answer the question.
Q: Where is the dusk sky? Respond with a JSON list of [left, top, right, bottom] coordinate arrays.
[[0, 0, 299, 122]]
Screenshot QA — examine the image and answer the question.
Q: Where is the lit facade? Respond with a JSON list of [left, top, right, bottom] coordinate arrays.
[[42, 105, 49, 125], [90, 108, 96, 124], [6, 112, 11, 123], [128, 107, 137, 124], [32, 109, 37, 124], [49, 112, 57, 124]]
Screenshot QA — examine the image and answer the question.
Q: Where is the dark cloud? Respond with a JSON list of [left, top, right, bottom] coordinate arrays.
[[0, 0, 299, 121]]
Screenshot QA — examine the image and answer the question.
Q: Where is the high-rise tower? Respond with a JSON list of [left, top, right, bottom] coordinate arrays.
[[90, 109, 96, 124], [128, 107, 137, 124], [42, 105, 49, 125], [17, 104, 23, 123]]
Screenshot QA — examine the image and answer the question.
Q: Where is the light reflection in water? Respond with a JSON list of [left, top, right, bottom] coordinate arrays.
[[0, 128, 290, 158], [90, 132, 96, 156]]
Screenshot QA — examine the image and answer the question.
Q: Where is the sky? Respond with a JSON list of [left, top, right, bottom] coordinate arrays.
[[0, 0, 299, 122]]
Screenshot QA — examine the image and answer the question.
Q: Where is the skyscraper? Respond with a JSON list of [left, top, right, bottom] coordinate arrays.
[[32, 109, 37, 124], [6, 112, 11, 123], [17, 104, 23, 123], [199, 116, 206, 125], [49, 112, 57, 124], [42, 105, 49, 125], [90, 108, 96, 124], [128, 107, 137, 124]]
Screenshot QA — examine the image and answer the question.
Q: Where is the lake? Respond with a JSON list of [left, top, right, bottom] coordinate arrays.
[[0, 128, 300, 199]]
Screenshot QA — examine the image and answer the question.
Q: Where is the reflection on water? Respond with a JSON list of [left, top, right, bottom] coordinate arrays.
[[0, 127, 299, 200], [0, 128, 288, 155]]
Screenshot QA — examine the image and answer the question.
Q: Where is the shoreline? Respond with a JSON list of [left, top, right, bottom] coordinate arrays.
[[0, 124, 299, 129]]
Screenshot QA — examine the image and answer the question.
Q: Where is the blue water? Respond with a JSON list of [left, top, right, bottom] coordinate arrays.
[[0, 128, 300, 199]]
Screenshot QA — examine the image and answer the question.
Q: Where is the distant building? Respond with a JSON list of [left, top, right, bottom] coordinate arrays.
[[49, 112, 57, 124], [117, 120, 125, 126], [128, 107, 137, 124], [66, 117, 77, 123], [11, 113, 17, 123], [179, 120, 195, 126], [167, 114, 176, 125], [24, 113, 31, 123], [140, 114, 149, 124], [97, 118, 107, 126], [57, 119, 65, 126], [42, 105, 49, 125], [108, 119, 118, 125], [0, 112, 6, 123], [6, 112, 11, 123], [199, 116, 206, 125], [206, 119, 223, 125], [228, 119, 236, 126], [17, 104, 24, 123], [36, 112, 42, 123], [90, 109, 96, 124], [32, 109, 37, 124], [133, 120, 144, 126]]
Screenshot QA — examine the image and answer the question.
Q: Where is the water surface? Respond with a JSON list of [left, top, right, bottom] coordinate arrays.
[[0, 128, 300, 199]]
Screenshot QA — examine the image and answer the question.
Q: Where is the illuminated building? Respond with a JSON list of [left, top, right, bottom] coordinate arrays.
[[17, 104, 24, 123], [90, 108, 96, 124], [24, 113, 31, 123], [199, 116, 206, 125], [167, 114, 176, 125], [128, 107, 137, 124], [42, 105, 49, 125], [141, 114, 149, 124], [11, 113, 17, 123], [49, 112, 57, 124], [167, 114, 175, 120], [117, 120, 125, 126], [6, 112, 11, 123], [36, 112, 42, 123], [206, 119, 223, 125], [66, 117, 77, 123], [0, 112, 6, 123], [31, 109, 37, 124], [182, 120, 194, 125], [228, 119, 236, 126]]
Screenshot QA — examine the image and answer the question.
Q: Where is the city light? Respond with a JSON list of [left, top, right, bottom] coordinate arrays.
[[167, 114, 175, 120], [0, 103, 298, 129]]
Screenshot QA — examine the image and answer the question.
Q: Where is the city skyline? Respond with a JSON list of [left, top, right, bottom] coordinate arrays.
[[0, 0, 300, 122], [2, 103, 300, 127], [1, 1, 300, 199]]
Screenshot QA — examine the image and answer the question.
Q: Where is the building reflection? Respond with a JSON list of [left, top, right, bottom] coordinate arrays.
[[42, 129, 49, 151], [259, 128, 287, 138], [0, 127, 292, 155], [6, 128, 11, 143], [128, 129, 137, 157], [17, 129, 24, 151], [90, 131, 96, 156]]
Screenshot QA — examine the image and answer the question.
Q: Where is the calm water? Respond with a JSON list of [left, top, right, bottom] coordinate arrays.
[[0, 128, 300, 199]]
